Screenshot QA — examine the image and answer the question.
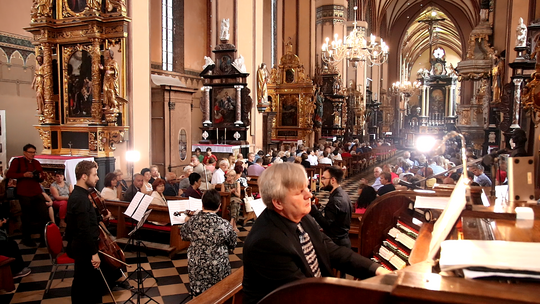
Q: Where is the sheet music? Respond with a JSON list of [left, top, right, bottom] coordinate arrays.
[[249, 198, 266, 217], [415, 196, 451, 210], [167, 200, 188, 225], [124, 192, 153, 221], [188, 197, 202, 211]]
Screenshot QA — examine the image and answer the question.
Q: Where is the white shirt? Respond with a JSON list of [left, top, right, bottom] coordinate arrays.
[[101, 187, 118, 200], [319, 157, 333, 165], [371, 177, 383, 191], [211, 168, 226, 184], [307, 154, 319, 166]]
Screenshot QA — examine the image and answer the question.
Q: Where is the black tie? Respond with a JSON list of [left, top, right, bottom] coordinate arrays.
[[297, 223, 321, 277]]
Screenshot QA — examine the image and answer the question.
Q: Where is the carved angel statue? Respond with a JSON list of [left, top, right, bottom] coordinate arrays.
[[220, 18, 230, 41], [100, 49, 121, 113], [257, 63, 270, 105], [106, 0, 127, 13], [516, 18, 527, 48], [32, 0, 53, 19], [203, 56, 215, 69], [31, 55, 45, 115], [232, 55, 247, 73]]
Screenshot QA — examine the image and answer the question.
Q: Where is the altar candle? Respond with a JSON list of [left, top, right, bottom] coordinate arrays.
[[224, 128, 227, 141], [216, 128, 219, 144]]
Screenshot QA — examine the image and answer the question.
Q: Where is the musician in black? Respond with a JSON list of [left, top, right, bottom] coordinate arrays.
[[65, 161, 127, 303]]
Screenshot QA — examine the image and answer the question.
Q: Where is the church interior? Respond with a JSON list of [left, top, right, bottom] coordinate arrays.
[[1, 0, 540, 303]]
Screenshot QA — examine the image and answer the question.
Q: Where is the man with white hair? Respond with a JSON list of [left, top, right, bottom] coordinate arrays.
[[191, 156, 211, 190], [403, 151, 414, 167], [164, 171, 181, 196], [361, 167, 383, 191], [211, 159, 229, 185], [179, 165, 193, 190]]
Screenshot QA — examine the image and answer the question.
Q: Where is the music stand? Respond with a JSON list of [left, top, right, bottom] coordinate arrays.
[[123, 203, 159, 303]]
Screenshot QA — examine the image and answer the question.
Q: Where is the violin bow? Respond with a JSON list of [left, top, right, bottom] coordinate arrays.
[[99, 250, 132, 267], [98, 267, 117, 304]]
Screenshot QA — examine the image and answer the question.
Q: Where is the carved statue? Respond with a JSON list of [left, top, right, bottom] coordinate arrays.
[[257, 63, 269, 105], [87, 0, 102, 11], [492, 51, 505, 103], [220, 18, 230, 41], [203, 56, 215, 70], [232, 55, 247, 73], [106, 0, 127, 13], [101, 49, 120, 113], [314, 89, 324, 128], [241, 87, 252, 125], [32, 0, 53, 18], [332, 76, 341, 95], [516, 17, 527, 48], [31, 55, 45, 115]]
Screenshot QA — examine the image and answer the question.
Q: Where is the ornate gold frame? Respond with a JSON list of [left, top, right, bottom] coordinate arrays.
[[62, 44, 102, 124], [522, 72, 540, 126]]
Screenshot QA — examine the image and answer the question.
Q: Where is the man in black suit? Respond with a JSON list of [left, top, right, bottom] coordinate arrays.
[[242, 163, 389, 304], [122, 173, 144, 202], [377, 172, 396, 196]]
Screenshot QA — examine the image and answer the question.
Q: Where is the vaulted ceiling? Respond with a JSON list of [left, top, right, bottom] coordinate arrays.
[[353, 0, 481, 80]]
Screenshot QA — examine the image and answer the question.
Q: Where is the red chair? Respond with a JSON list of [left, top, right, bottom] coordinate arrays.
[[0, 255, 15, 292], [44, 221, 75, 293]]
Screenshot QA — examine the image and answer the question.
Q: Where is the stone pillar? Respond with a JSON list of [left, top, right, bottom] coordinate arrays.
[[234, 85, 244, 126], [42, 43, 56, 124], [202, 86, 212, 126], [420, 85, 428, 126], [511, 78, 523, 128], [91, 38, 103, 122], [315, 1, 347, 75]]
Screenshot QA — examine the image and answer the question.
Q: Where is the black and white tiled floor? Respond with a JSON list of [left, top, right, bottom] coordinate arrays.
[[0, 153, 401, 303]]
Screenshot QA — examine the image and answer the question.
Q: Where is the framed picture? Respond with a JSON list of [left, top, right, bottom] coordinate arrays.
[[62, 45, 100, 124], [212, 87, 237, 125]]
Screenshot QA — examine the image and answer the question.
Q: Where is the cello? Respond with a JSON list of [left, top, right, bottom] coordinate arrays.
[[88, 188, 128, 270]]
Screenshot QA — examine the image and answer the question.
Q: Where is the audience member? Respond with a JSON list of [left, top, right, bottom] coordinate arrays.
[[149, 165, 161, 184], [221, 170, 242, 232], [355, 184, 377, 214], [403, 151, 414, 167], [377, 172, 395, 196], [319, 151, 333, 165], [203, 148, 218, 165], [234, 163, 248, 188], [194, 147, 204, 163], [183, 173, 203, 199], [179, 166, 193, 190], [164, 172, 180, 196], [0, 218, 32, 278], [123, 173, 144, 202], [361, 167, 383, 191], [300, 153, 311, 168], [49, 171, 73, 227], [307, 148, 318, 166], [242, 163, 389, 304], [180, 189, 237, 296], [114, 169, 128, 195], [211, 159, 229, 185], [496, 160, 507, 185], [246, 153, 256, 167], [150, 178, 167, 206], [6, 144, 48, 247], [140, 168, 153, 195], [191, 156, 211, 191], [101, 172, 120, 201], [470, 164, 492, 187], [247, 157, 265, 176]]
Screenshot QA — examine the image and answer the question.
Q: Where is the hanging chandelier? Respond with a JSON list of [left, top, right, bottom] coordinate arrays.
[[321, 6, 389, 68], [390, 80, 421, 97]]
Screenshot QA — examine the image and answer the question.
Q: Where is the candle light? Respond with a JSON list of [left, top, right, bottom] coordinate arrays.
[[224, 128, 227, 142], [216, 128, 219, 144]]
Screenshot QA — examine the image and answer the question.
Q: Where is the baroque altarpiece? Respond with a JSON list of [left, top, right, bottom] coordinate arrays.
[[25, 0, 129, 182], [267, 43, 316, 147]]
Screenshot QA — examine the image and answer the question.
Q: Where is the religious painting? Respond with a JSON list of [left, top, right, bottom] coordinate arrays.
[[178, 129, 187, 161], [66, 49, 93, 117], [280, 94, 298, 126], [285, 69, 295, 83], [429, 88, 445, 115], [66, 0, 87, 13], [213, 87, 236, 125]]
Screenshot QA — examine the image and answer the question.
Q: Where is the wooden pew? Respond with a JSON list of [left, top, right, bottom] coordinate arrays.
[[188, 267, 244, 304]]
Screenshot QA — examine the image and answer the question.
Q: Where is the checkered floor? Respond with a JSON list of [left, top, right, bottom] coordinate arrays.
[[0, 153, 401, 303]]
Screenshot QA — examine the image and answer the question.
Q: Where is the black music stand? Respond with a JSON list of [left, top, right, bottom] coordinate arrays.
[[123, 209, 159, 304]]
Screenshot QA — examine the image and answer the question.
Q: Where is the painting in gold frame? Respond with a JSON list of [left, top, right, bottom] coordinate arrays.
[[62, 44, 101, 124]]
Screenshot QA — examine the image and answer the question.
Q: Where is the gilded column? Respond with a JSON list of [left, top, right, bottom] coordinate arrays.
[[202, 86, 212, 126], [234, 85, 244, 126], [511, 78, 523, 128], [91, 38, 102, 122], [42, 43, 56, 124]]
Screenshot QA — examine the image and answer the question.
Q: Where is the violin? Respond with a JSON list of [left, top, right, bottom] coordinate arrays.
[[88, 188, 127, 270], [173, 210, 197, 217]]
